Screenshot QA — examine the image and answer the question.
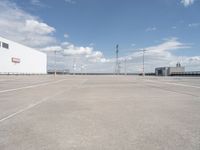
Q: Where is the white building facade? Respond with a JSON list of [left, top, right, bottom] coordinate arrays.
[[155, 63, 185, 76], [0, 36, 47, 74]]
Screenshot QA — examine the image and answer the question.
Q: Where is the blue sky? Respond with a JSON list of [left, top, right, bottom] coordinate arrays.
[[0, 0, 200, 72]]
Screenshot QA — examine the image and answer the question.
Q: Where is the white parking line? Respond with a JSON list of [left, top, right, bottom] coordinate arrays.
[[0, 90, 65, 123], [146, 79, 200, 89], [0, 78, 18, 82], [0, 79, 88, 123], [0, 79, 68, 94]]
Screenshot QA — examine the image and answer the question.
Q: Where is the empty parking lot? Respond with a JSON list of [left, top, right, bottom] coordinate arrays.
[[0, 75, 200, 150]]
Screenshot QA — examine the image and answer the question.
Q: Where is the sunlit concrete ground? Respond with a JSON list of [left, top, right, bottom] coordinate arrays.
[[0, 75, 200, 150]]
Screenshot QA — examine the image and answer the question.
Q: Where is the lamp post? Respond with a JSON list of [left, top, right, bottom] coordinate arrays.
[[54, 50, 57, 77], [124, 58, 127, 75], [142, 49, 146, 77], [73, 58, 76, 75], [63, 54, 68, 75], [115, 44, 119, 75]]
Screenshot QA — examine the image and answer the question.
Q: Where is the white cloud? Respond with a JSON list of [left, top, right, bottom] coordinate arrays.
[[145, 37, 189, 52], [181, 0, 195, 7], [40, 46, 62, 52], [62, 42, 108, 63], [41, 41, 109, 72], [146, 27, 157, 32], [24, 20, 55, 34], [0, 0, 57, 48], [63, 44, 92, 56]]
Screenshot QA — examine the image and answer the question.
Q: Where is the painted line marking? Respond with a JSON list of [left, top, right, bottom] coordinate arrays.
[[0, 90, 64, 123], [0, 78, 19, 82], [146, 79, 200, 89], [0, 79, 68, 94], [0, 79, 88, 123]]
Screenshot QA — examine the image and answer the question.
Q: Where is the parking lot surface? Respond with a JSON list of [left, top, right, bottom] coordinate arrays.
[[0, 75, 200, 150]]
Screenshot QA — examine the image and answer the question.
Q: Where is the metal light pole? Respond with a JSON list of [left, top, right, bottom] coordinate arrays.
[[116, 44, 119, 75], [54, 50, 57, 77], [124, 58, 127, 75], [73, 58, 76, 75], [64, 55, 68, 74], [142, 49, 146, 76], [80, 64, 83, 75]]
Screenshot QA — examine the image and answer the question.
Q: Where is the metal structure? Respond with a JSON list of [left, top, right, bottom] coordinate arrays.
[[53, 49, 62, 76], [63, 54, 68, 74], [128, 49, 147, 76], [124, 58, 127, 75], [142, 49, 146, 76], [115, 44, 120, 75], [54, 50, 57, 76], [73, 58, 76, 75]]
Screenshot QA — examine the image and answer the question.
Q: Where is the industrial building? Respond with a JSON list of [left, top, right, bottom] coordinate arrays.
[[155, 63, 185, 76], [0, 36, 47, 74]]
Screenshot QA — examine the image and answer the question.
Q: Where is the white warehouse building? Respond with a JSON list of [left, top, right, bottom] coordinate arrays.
[[0, 36, 47, 74]]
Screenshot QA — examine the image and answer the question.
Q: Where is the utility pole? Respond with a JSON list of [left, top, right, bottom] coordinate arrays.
[[54, 50, 57, 77], [115, 44, 119, 75], [142, 49, 146, 76], [124, 58, 127, 75], [73, 58, 75, 75], [81, 64, 83, 75]]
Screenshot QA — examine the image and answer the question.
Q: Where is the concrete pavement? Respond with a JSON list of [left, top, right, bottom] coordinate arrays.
[[0, 75, 200, 150]]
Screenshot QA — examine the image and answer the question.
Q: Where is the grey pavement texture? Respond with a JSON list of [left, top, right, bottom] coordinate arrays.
[[0, 75, 200, 150]]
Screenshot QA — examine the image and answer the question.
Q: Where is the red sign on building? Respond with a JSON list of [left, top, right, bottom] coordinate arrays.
[[12, 57, 21, 63]]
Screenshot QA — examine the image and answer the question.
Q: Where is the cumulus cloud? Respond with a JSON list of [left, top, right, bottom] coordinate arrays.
[[181, 0, 195, 7], [45, 42, 109, 63], [0, 0, 57, 48], [38, 39, 111, 72], [24, 20, 55, 34], [145, 37, 189, 52], [41, 46, 62, 52]]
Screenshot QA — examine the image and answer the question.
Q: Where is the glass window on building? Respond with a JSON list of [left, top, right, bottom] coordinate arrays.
[[2, 42, 9, 49]]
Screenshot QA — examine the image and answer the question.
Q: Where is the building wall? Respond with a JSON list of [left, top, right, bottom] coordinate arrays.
[[155, 66, 185, 76], [155, 67, 168, 76], [0, 36, 47, 74], [168, 67, 185, 75]]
